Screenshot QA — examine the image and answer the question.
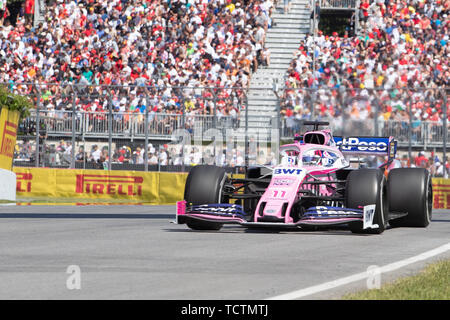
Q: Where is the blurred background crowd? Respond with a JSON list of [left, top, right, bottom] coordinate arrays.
[[0, 0, 275, 119], [0, 0, 448, 175]]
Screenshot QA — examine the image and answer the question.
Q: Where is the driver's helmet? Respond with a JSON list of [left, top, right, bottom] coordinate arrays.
[[314, 150, 323, 165]]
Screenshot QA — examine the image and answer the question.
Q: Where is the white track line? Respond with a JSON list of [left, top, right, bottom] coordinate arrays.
[[266, 242, 450, 300]]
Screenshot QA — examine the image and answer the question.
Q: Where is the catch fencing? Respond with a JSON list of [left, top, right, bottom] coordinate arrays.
[[6, 82, 448, 172]]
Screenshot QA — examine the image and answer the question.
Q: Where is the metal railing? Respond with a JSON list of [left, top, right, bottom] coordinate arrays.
[[23, 110, 448, 146], [22, 110, 238, 140]]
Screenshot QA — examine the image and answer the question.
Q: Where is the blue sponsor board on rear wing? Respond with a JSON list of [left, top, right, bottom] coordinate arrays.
[[334, 136, 397, 159]]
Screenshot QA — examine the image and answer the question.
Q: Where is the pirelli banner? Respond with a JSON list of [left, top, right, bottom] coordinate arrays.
[[0, 108, 20, 171], [14, 167, 188, 204], [12, 168, 450, 208], [432, 178, 450, 209]]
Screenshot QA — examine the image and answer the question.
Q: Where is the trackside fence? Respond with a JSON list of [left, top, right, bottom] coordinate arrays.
[[4, 82, 447, 174]]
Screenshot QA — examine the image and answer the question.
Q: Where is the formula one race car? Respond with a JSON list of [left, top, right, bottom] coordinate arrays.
[[175, 121, 433, 234]]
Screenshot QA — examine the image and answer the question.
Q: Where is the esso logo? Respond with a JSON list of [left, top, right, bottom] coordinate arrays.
[[338, 138, 387, 152]]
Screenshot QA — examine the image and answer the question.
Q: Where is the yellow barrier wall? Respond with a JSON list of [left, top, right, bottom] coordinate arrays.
[[14, 167, 187, 205], [12, 168, 450, 208], [0, 108, 20, 171]]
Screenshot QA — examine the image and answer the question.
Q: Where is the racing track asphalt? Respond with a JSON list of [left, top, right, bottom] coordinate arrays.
[[0, 205, 449, 300]]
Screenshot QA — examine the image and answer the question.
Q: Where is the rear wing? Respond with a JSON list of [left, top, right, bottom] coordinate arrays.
[[333, 136, 397, 161]]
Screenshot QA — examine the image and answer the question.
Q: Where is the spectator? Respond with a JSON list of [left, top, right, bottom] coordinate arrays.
[[75, 146, 86, 163], [133, 146, 144, 164], [284, 0, 292, 14], [0, 0, 8, 26], [90, 144, 101, 163], [159, 146, 168, 166], [148, 152, 158, 165], [414, 151, 429, 168], [61, 141, 72, 165], [434, 161, 445, 177], [25, 0, 34, 25]]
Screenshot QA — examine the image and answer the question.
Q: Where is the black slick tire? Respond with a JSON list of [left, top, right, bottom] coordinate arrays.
[[388, 168, 432, 228]]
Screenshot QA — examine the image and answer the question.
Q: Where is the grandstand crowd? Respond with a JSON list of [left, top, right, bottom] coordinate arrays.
[[1, 0, 447, 121]]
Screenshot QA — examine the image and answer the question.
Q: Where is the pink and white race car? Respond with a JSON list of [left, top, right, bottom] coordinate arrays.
[[175, 121, 432, 234]]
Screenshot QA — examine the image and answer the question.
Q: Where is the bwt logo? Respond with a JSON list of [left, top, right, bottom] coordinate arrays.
[[16, 172, 32, 192], [0, 121, 17, 158], [76, 174, 143, 196], [337, 138, 387, 152], [274, 168, 303, 175]]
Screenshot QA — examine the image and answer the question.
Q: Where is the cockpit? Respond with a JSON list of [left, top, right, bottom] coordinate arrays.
[[301, 148, 340, 167]]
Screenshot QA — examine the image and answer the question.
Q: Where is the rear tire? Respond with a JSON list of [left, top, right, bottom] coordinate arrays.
[[388, 168, 432, 228], [184, 165, 228, 231], [345, 169, 388, 234]]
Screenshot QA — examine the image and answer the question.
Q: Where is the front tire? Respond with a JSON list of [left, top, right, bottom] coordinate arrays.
[[388, 168, 432, 228], [345, 169, 388, 234], [184, 165, 228, 231]]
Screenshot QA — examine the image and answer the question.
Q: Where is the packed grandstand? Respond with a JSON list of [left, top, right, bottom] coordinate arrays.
[[1, 0, 273, 116], [1, 0, 449, 176]]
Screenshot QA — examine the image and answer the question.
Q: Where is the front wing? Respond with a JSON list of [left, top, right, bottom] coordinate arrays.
[[175, 201, 379, 230]]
